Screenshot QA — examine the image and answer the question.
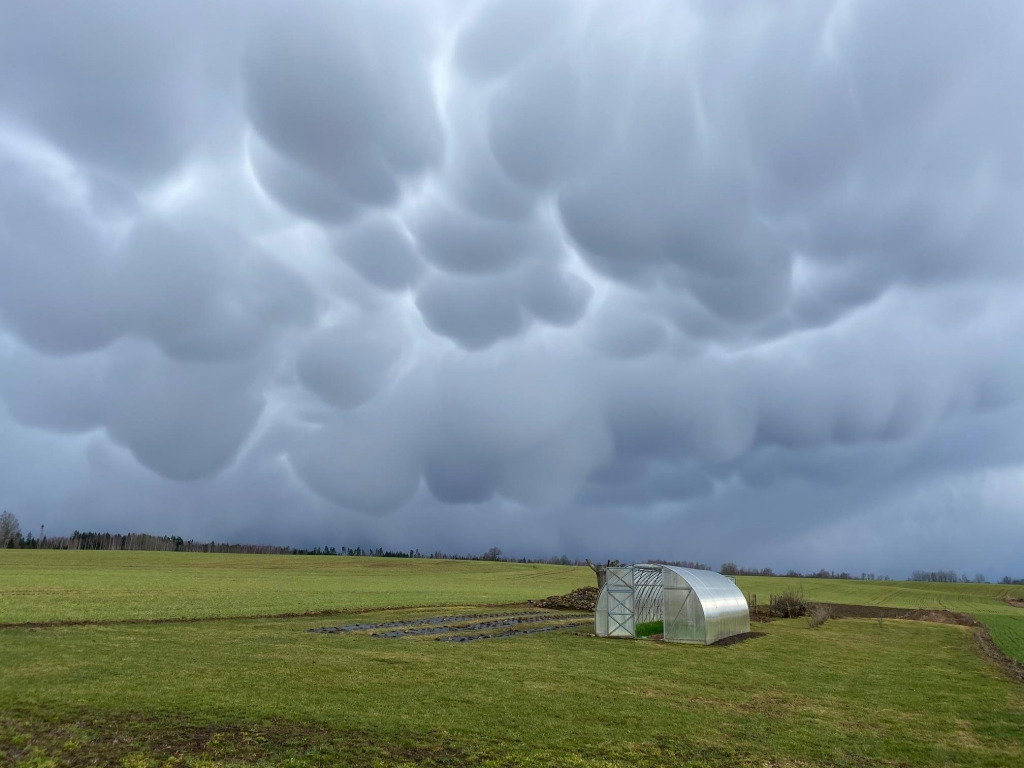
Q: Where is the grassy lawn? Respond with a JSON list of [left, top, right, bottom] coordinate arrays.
[[735, 576, 1024, 613], [736, 576, 1024, 663], [2, 552, 1024, 766], [0, 550, 591, 624], [3, 608, 1024, 767]]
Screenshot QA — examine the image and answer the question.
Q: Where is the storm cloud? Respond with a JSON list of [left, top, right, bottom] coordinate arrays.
[[2, 0, 1023, 576]]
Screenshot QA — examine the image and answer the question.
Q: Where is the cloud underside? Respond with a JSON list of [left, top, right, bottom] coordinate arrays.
[[1, 0, 1023, 570]]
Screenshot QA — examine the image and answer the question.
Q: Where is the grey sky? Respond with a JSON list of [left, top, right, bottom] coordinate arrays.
[[1, 0, 1023, 577]]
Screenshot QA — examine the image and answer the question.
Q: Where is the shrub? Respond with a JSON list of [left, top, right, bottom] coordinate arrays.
[[771, 591, 807, 618], [807, 604, 832, 629]]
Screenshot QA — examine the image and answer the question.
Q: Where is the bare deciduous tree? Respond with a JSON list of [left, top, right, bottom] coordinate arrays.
[[0, 511, 21, 548], [586, 558, 620, 591]]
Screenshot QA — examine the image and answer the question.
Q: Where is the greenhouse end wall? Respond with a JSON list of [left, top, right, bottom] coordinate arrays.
[[661, 565, 750, 644]]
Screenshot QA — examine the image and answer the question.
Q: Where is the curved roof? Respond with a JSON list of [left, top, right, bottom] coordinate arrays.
[[661, 566, 746, 606], [635, 564, 741, 598]]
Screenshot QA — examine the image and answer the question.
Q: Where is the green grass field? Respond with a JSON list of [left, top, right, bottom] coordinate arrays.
[[0, 550, 590, 624], [735, 576, 1024, 663], [2, 551, 1023, 767], [735, 575, 1024, 613], [5, 551, 1020, 664]]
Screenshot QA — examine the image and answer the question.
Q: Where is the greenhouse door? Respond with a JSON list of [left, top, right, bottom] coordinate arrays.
[[665, 585, 699, 643], [667, 589, 700, 643], [605, 566, 635, 637]]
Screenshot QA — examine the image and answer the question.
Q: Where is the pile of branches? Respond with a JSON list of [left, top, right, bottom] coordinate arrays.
[[529, 587, 599, 612]]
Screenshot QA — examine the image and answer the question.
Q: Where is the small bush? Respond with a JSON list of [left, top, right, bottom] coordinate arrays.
[[635, 620, 663, 638], [771, 591, 807, 618], [807, 604, 832, 629]]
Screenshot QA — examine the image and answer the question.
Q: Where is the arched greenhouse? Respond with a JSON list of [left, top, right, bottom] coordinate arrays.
[[594, 564, 750, 644]]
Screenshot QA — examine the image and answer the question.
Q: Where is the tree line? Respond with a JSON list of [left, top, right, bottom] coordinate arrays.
[[2, 511, 1022, 583], [721, 561, 1024, 585], [719, 562, 893, 580], [909, 569, 1024, 585], [0, 513, 580, 564]]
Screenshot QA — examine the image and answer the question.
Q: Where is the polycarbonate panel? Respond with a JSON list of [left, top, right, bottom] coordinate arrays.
[[594, 585, 609, 636], [663, 568, 701, 643], [604, 566, 635, 637], [660, 565, 750, 644]]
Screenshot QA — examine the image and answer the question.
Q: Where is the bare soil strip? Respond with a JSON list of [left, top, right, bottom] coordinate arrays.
[[711, 631, 767, 647], [437, 620, 593, 643], [0, 605, 439, 631], [308, 610, 593, 641], [369, 614, 592, 638], [809, 603, 980, 627], [307, 610, 548, 634], [973, 627, 1024, 685], [0, 707, 478, 768], [0, 602, 564, 632]]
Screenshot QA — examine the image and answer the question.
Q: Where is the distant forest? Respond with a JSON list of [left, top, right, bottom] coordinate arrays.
[[721, 561, 1022, 585], [2, 511, 1022, 584], [720, 562, 894, 581], [0, 531, 706, 568], [0, 520, 585, 564]]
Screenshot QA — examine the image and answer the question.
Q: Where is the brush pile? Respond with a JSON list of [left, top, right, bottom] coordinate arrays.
[[528, 586, 599, 612]]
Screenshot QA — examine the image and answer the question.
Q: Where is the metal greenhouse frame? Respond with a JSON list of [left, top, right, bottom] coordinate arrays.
[[594, 564, 750, 644]]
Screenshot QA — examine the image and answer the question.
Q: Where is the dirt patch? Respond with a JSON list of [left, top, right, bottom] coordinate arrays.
[[0, 604, 447, 632], [973, 627, 1024, 685], [0, 706, 786, 768], [438, 620, 592, 643], [0, 707, 483, 768], [0, 601, 549, 632], [811, 603, 980, 627], [711, 631, 766, 647], [1004, 596, 1024, 609], [528, 586, 598, 612], [311, 611, 591, 640], [309, 609, 593, 643], [309, 610, 548, 634]]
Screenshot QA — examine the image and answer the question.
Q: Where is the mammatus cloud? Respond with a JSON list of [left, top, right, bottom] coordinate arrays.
[[1, 0, 1023, 575]]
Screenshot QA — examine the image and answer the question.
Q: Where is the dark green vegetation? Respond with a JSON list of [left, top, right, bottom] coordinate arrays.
[[2, 551, 1024, 766], [634, 620, 663, 638]]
